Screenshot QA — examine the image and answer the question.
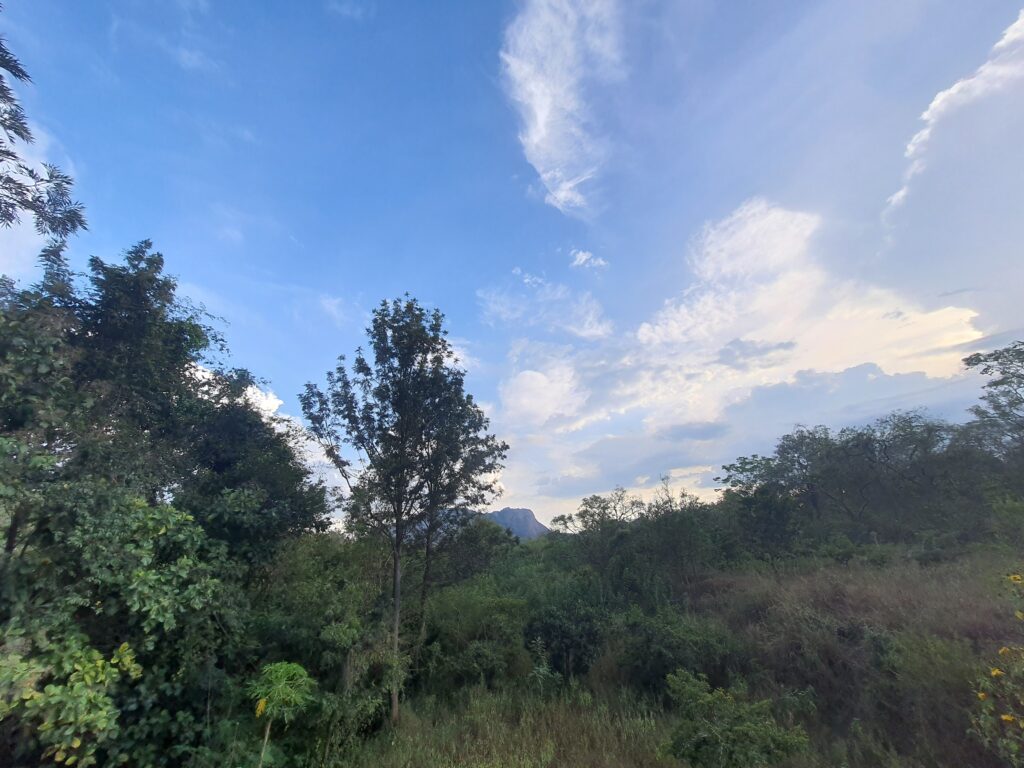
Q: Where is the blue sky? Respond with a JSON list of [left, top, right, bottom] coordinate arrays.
[[3, 1, 1023, 521]]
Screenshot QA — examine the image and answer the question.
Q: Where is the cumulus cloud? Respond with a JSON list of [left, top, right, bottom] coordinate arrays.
[[570, 248, 608, 269], [491, 199, 986, 522], [499, 360, 588, 428], [500, 0, 623, 213], [631, 199, 981, 423], [886, 9, 1024, 215]]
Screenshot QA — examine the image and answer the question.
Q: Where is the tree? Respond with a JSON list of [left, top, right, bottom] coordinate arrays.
[[0, 242, 330, 765], [0, 24, 85, 241], [249, 662, 316, 768], [965, 342, 1024, 460], [301, 296, 506, 724]]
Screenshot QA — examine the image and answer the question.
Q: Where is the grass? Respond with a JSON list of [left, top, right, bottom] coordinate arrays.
[[335, 550, 1024, 768], [340, 687, 676, 768]]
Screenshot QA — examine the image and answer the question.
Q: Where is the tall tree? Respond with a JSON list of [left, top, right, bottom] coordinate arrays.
[[301, 296, 506, 723]]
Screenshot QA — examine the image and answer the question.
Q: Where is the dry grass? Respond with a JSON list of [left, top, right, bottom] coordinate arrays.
[[697, 550, 1023, 648], [340, 687, 676, 768]]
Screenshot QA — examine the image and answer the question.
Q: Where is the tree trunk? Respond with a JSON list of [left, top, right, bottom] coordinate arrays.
[[0, 506, 22, 583], [258, 719, 272, 768], [416, 529, 434, 654], [342, 648, 353, 694], [390, 539, 402, 725]]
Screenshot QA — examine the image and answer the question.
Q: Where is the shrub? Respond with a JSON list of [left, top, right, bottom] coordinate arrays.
[[662, 669, 807, 768], [616, 608, 746, 695]]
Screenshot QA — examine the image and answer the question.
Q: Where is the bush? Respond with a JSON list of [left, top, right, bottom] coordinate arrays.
[[419, 579, 530, 694], [662, 669, 807, 768], [616, 608, 746, 695]]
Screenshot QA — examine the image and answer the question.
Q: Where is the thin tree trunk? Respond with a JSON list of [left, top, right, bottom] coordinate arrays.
[[341, 648, 353, 694], [0, 506, 22, 583], [416, 529, 434, 654], [390, 539, 402, 725], [3, 507, 19, 556], [258, 719, 272, 768]]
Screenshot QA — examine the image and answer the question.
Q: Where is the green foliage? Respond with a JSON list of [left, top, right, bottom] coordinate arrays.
[[972, 572, 1024, 766], [616, 609, 744, 696], [302, 296, 508, 723], [663, 669, 807, 768], [0, 36, 85, 239], [0, 638, 140, 766], [249, 662, 316, 725], [419, 579, 530, 693]]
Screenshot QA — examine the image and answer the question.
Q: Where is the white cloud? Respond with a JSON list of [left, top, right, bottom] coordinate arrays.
[[326, 0, 372, 20], [570, 248, 608, 269], [449, 337, 481, 371], [245, 384, 284, 417], [319, 295, 348, 327], [217, 225, 244, 244], [632, 199, 981, 424], [175, 0, 209, 16], [491, 199, 986, 522], [173, 45, 219, 72], [478, 267, 613, 339], [500, 0, 623, 214], [886, 9, 1024, 215], [499, 361, 587, 429]]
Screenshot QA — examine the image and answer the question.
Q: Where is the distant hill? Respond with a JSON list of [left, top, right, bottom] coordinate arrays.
[[482, 507, 550, 540]]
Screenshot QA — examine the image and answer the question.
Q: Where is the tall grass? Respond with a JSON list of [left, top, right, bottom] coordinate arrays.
[[337, 686, 675, 768]]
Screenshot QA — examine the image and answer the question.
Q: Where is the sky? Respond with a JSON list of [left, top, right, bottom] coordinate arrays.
[[2, 0, 1023, 523]]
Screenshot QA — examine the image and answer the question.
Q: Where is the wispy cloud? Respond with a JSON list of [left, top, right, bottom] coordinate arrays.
[[175, 0, 210, 16], [570, 248, 607, 269], [319, 295, 349, 327], [172, 45, 220, 72], [885, 9, 1024, 215], [326, 1, 373, 21], [478, 267, 613, 339], [500, 0, 623, 214]]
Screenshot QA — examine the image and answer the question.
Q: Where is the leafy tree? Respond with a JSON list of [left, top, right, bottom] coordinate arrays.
[[0, 242, 331, 765], [301, 296, 506, 723], [435, 516, 519, 584], [965, 341, 1024, 455], [249, 662, 316, 768], [0, 25, 84, 241]]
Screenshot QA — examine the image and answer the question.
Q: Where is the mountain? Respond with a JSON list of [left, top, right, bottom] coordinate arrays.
[[482, 507, 550, 540]]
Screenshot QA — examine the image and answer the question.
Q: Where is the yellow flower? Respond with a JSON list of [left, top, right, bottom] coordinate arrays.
[[255, 698, 267, 718], [992, 668, 1006, 678], [978, 691, 989, 701], [1010, 574, 1023, 584], [1017, 610, 1024, 621], [1002, 714, 1016, 723], [1000, 647, 1012, 656]]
